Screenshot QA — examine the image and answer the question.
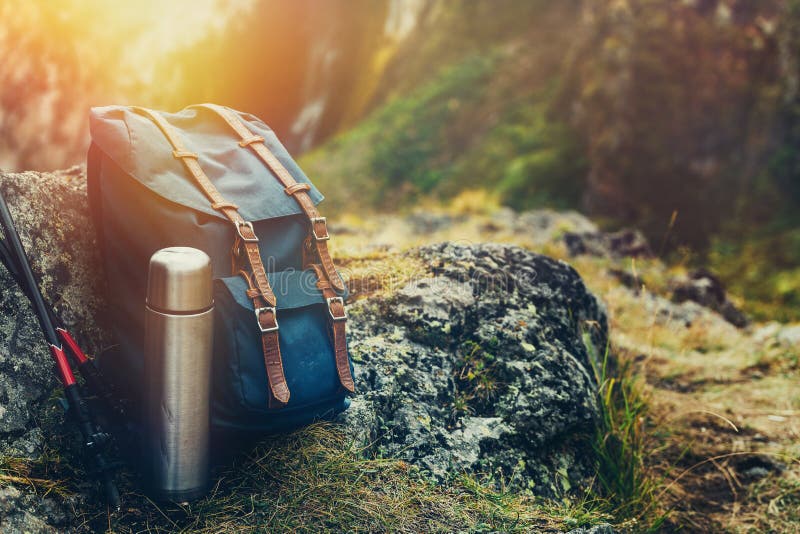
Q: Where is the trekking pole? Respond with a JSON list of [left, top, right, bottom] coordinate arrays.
[[0, 192, 121, 510], [0, 238, 125, 421]]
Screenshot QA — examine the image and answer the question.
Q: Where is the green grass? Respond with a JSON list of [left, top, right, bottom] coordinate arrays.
[[450, 340, 501, 420], [585, 338, 667, 531], [709, 225, 800, 322]]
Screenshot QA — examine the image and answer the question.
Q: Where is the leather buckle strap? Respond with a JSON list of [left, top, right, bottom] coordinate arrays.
[[235, 221, 259, 242], [240, 270, 289, 406], [255, 306, 279, 333], [284, 183, 311, 196], [135, 106, 288, 407], [311, 217, 330, 241], [310, 264, 355, 393], [172, 150, 198, 160], [326, 297, 347, 321], [195, 104, 344, 292], [211, 200, 239, 211], [239, 135, 264, 147]]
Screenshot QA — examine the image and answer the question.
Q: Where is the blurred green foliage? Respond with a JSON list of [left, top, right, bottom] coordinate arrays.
[[710, 229, 800, 322], [8, 0, 796, 318], [369, 54, 496, 203], [462, 98, 586, 210], [306, 48, 585, 212]]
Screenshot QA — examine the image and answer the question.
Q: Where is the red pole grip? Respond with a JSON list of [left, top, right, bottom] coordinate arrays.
[[49, 345, 76, 386], [57, 328, 89, 364]]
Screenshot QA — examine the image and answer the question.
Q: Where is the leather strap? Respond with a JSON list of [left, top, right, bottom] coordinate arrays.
[[194, 104, 344, 292], [133, 107, 290, 406], [240, 271, 290, 407], [198, 104, 353, 394], [310, 264, 355, 393]]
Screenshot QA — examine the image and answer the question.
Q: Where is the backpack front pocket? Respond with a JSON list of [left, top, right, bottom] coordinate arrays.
[[212, 269, 352, 432]]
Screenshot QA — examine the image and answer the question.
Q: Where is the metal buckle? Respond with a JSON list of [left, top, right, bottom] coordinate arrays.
[[254, 307, 279, 333], [235, 221, 259, 243], [310, 217, 330, 241], [326, 297, 347, 322]]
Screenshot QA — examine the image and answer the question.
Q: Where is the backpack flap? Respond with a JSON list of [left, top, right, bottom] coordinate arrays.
[[89, 104, 324, 221]]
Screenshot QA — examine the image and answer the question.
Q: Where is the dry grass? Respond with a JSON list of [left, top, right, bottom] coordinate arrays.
[[68, 423, 597, 533], [575, 243, 800, 532], [0, 455, 69, 498]]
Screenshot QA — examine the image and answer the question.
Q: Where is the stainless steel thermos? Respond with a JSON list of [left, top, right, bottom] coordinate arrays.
[[144, 247, 213, 502]]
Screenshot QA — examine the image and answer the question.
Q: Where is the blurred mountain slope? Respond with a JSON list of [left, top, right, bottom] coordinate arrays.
[[1, 0, 798, 317], [300, 0, 800, 319]]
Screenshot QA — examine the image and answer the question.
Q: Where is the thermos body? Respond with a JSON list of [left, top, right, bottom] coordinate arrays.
[[143, 247, 214, 502]]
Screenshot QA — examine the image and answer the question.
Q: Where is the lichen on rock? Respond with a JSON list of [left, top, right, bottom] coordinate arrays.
[[339, 242, 608, 496]]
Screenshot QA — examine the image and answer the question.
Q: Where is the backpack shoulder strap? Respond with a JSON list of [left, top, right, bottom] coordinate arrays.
[[197, 104, 354, 394], [194, 104, 344, 292], [132, 107, 291, 407]]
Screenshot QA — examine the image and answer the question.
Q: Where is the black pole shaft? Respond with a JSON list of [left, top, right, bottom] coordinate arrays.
[[0, 238, 22, 285], [64, 383, 121, 509], [0, 190, 120, 510], [0, 238, 61, 327], [0, 232, 127, 421], [0, 193, 59, 345]]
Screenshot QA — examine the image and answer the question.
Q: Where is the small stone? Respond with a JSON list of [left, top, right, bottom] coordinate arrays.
[[671, 268, 749, 327], [564, 229, 652, 258]]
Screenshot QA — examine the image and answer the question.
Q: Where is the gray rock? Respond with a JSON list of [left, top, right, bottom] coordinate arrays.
[[611, 283, 727, 330], [404, 211, 459, 234], [671, 268, 749, 327], [564, 228, 652, 258], [0, 168, 110, 441], [516, 209, 598, 237], [777, 324, 800, 347], [607, 268, 644, 294], [754, 322, 800, 348], [0, 168, 109, 533], [734, 454, 785, 480], [0, 486, 65, 533], [340, 242, 607, 496], [482, 208, 598, 246], [504, 209, 597, 246]]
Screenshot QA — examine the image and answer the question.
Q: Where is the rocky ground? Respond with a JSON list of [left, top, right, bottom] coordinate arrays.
[[0, 169, 797, 532]]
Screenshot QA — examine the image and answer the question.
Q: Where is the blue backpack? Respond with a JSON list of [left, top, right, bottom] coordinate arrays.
[[87, 104, 355, 434]]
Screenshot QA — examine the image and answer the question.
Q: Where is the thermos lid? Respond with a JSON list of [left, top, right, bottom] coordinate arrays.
[[147, 247, 213, 313]]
